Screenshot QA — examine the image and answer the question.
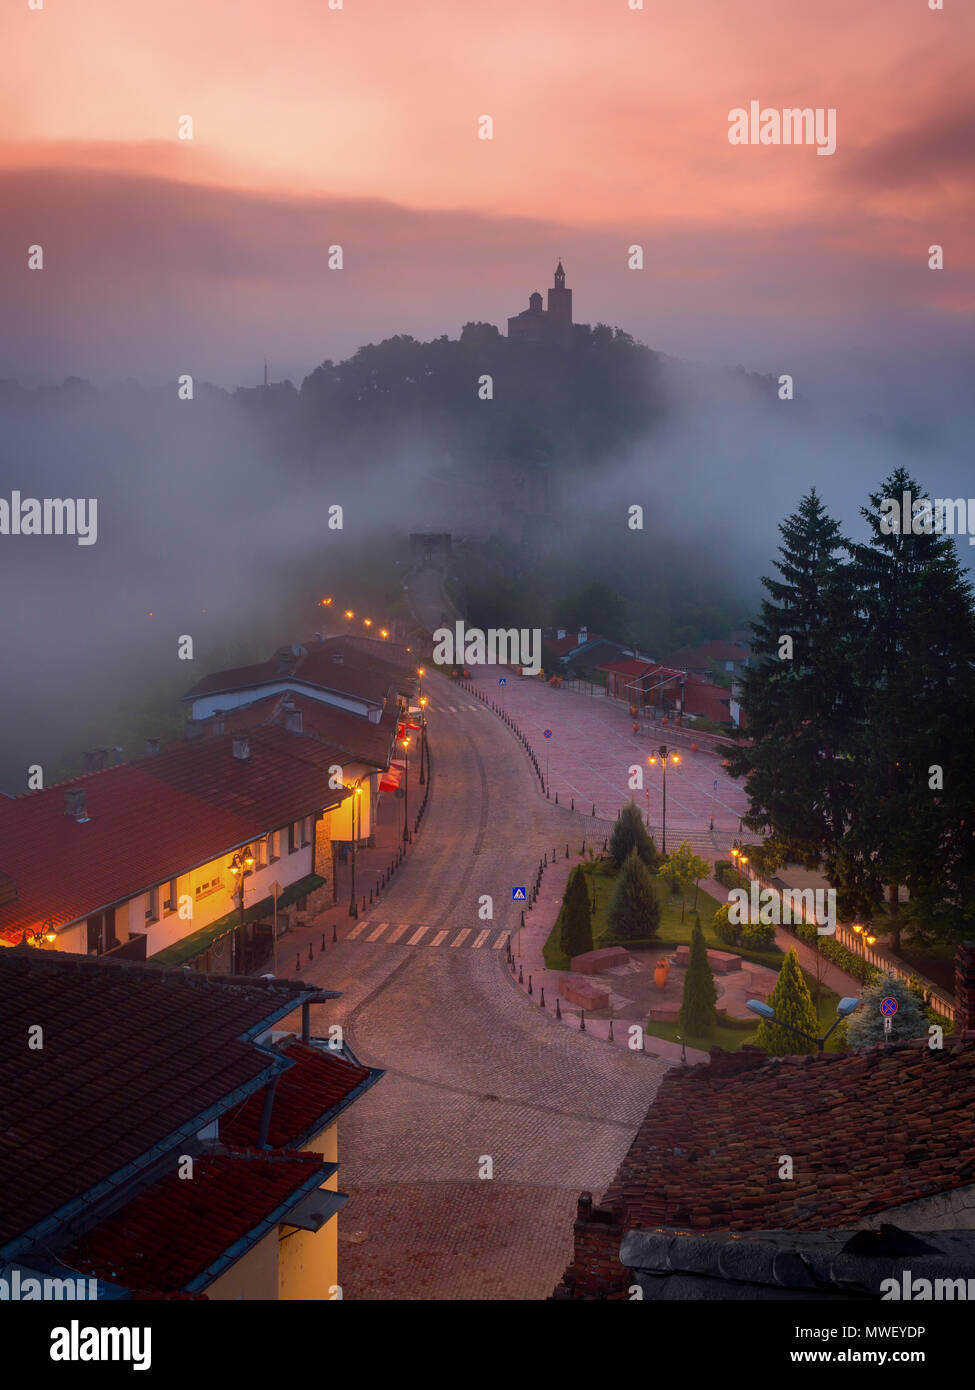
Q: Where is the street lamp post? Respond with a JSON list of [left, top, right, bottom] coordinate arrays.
[[348, 781, 362, 917], [747, 995, 861, 1052], [648, 745, 680, 855], [401, 736, 411, 843], [418, 695, 428, 786], [228, 846, 255, 974]]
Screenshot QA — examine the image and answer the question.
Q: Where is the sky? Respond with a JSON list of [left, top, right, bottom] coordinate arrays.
[[1, 0, 972, 390]]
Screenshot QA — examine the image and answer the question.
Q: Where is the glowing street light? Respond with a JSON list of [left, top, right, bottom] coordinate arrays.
[[400, 735, 412, 842], [345, 609, 354, 620], [380, 628, 389, 639], [364, 618, 373, 627], [647, 745, 680, 854], [228, 846, 256, 973], [851, 922, 877, 984]]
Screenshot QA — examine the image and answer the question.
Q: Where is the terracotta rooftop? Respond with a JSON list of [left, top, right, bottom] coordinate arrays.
[[182, 636, 412, 708], [0, 950, 333, 1253], [64, 1147, 331, 1294], [0, 728, 350, 943], [193, 690, 398, 769], [602, 1039, 975, 1235], [222, 1038, 381, 1150]]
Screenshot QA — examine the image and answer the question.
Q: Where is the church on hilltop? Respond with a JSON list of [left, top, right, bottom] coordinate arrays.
[[507, 261, 574, 347]]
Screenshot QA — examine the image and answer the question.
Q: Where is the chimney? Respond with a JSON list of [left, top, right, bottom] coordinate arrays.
[[144, 737, 160, 757], [953, 942, 975, 1037], [284, 709, 303, 734], [577, 626, 588, 646], [64, 787, 88, 821], [232, 735, 251, 761], [83, 748, 108, 774]]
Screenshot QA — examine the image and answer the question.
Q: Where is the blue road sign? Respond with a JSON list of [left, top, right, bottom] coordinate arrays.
[[543, 729, 552, 739], [499, 677, 506, 686], [713, 778, 719, 790], [880, 997, 898, 1017], [512, 886, 526, 900]]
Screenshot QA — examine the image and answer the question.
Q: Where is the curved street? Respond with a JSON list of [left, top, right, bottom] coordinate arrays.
[[296, 670, 672, 1300]]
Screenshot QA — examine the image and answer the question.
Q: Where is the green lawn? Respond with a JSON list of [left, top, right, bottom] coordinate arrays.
[[543, 858, 782, 970]]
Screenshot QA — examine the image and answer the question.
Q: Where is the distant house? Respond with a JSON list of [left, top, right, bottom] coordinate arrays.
[[545, 627, 653, 679], [597, 658, 734, 726], [0, 950, 382, 1299], [658, 639, 751, 682], [554, 944, 975, 1300]]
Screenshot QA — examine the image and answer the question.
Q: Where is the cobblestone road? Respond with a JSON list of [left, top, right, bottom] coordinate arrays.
[[297, 670, 672, 1300]]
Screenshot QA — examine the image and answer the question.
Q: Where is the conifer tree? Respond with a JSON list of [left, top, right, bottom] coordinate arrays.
[[845, 467, 975, 949], [678, 921, 717, 1037], [754, 948, 819, 1056], [559, 865, 594, 959], [606, 849, 660, 941], [844, 973, 927, 1050], [725, 489, 857, 874], [608, 802, 658, 871]]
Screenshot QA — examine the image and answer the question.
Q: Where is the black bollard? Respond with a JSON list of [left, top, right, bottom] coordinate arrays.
[[565, 844, 569, 858], [528, 975, 533, 996], [295, 954, 301, 973], [555, 791, 559, 804], [556, 997, 562, 1019], [592, 804, 596, 817], [308, 944, 313, 963], [321, 933, 326, 952], [332, 924, 337, 942], [580, 1009, 586, 1032], [540, 987, 546, 1007], [520, 910, 525, 927], [609, 1019, 615, 1041], [518, 965, 524, 984]]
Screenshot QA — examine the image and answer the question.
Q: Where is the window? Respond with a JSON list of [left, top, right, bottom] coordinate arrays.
[[269, 830, 281, 863], [302, 816, 313, 847], [195, 875, 222, 900], [145, 886, 159, 923], [288, 822, 299, 853], [164, 879, 178, 914], [254, 837, 267, 868]]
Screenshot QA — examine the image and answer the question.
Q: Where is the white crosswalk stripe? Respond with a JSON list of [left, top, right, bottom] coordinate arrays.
[[366, 922, 388, 942], [385, 923, 410, 943], [348, 919, 369, 938], [491, 931, 510, 950], [429, 929, 449, 947], [472, 929, 491, 948], [450, 929, 471, 947], [407, 924, 430, 945], [346, 921, 515, 949]]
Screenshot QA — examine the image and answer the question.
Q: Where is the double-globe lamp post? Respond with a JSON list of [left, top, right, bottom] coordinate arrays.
[[647, 745, 680, 855], [348, 781, 363, 917], [746, 995, 861, 1052], [401, 735, 411, 843]]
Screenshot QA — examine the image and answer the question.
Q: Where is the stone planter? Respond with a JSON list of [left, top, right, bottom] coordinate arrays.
[[654, 961, 670, 991]]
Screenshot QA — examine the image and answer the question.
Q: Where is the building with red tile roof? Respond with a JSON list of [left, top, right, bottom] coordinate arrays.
[[0, 725, 352, 964], [555, 944, 975, 1299], [0, 949, 382, 1299]]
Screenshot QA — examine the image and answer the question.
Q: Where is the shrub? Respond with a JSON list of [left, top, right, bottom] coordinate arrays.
[[741, 919, 776, 950], [607, 849, 660, 941], [608, 803, 658, 872], [712, 903, 740, 947], [559, 865, 594, 960], [679, 922, 717, 1036]]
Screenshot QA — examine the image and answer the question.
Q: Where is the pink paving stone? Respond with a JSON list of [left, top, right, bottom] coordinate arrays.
[[560, 977, 610, 1010], [570, 946, 630, 975], [673, 945, 742, 973]]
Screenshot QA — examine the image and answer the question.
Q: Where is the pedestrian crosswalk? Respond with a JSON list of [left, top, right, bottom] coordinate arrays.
[[345, 919, 510, 950], [428, 704, 482, 713]]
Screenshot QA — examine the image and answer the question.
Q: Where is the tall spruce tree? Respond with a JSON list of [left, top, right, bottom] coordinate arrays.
[[678, 921, 717, 1037], [755, 948, 819, 1056], [606, 849, 660, 941], [559, 865, 595, 959], [608, 802, 658, 871], [725, 489, 858, 876], [846, 467, 975, 949]]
